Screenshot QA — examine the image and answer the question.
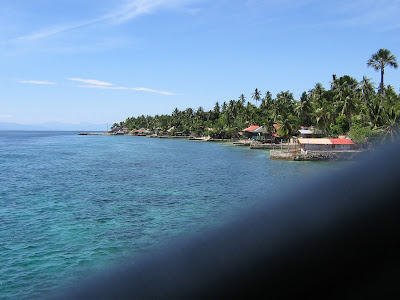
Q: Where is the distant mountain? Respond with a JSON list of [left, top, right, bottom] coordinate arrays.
[[0, 122, 109, 131], [39, 122, 109, 131]]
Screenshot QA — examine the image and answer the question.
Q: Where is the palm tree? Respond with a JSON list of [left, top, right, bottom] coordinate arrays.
[[277, 111, 299, 140], [383, 85, 400, 108], [172, 108, 180, 119], [275, 91, 294, 116], [260, 91, 273, 111], [359, 76, 375, 105], [367, 49, 398, 98], [212, 102, 220, 122], [238, 94, 246, 104], [376, 107, 400, 143], [331, 75, 359, 126], [295, 92, 312, 126], [366, 96, 384, 128], [251, 88, 262, 107], [309, 83, 325, 107]]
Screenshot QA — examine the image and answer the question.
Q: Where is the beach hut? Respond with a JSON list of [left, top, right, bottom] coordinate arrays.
[[298, 138, 355, 151], [242, 125, 261, 139], [131, 130, 145, 136]]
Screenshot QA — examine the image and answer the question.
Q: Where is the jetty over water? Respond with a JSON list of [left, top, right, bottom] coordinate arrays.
[[77, 132, 105, 135]]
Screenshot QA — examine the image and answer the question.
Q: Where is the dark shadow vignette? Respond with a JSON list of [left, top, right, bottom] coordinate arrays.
[[48, 143, 400, 299]]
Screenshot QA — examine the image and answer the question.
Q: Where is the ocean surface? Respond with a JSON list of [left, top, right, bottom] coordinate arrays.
[[0, 131, 348, 299]]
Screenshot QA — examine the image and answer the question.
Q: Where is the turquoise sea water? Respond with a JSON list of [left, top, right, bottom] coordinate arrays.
[[0, 131, 347, 299]]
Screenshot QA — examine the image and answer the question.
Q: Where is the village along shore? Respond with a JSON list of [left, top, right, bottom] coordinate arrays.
[[78, 49, 399, 161], [84, 49, 398, 161], [78, 124, 365, 161]]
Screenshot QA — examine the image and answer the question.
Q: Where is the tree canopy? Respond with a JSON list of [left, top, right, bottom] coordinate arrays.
[[113, 49, 399, 144]]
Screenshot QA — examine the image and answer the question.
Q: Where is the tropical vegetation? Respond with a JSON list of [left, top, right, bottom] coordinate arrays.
[[113, 49, 399, 144]]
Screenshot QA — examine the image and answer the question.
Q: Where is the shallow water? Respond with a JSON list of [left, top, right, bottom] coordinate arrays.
[[0, 131, 348, 299]]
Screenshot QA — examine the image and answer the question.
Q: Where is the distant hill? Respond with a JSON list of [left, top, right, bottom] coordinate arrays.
[[0, 122, 109, 131]]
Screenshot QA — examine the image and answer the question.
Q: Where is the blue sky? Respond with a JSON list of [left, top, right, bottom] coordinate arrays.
[[1, 0, 399, 125]]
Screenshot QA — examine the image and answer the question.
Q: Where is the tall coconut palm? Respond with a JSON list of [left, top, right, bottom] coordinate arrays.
[[275, 91, 294, 116], [295, 92, 312, 126], [260, 91, 273, 111], [238, 94, 246, 104], [251, 88, 262, 107], [367, 49, 398, 98], [212, 102, 221, 122], [359, 76, 375, 105]]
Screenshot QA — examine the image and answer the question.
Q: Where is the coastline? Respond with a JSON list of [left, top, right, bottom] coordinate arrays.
[[78, 132, 239, 142], [77, 132, 365, 161]]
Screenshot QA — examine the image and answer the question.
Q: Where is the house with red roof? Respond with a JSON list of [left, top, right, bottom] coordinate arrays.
[[243, 125, 260, 132], [242, 125, 261, 139], [243, 124, 282, 142], [131, 128, 151, 136], [298, 138, 355, 151]]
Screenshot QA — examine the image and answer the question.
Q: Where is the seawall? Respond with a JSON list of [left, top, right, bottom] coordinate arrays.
[[250, 143, 299, 150], [270, 150, 363, 161]]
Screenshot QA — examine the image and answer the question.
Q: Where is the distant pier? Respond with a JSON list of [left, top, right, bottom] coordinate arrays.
[[77, 132, 105, 135]]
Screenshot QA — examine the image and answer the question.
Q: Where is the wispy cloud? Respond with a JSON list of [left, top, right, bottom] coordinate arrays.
[[78, 84, 178, 95], [105, 0, 199, 23], [106, 0, 167, 23], [16, 77, 177, 94], [69, 77, 177, 95], [13, 0, 197, 42], [19, 80, 57, 85], [15, 19, 102, 42], [67, 78, 113, 86]]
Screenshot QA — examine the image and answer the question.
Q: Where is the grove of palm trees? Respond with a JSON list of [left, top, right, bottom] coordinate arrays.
[[113, 49, 399, 144]]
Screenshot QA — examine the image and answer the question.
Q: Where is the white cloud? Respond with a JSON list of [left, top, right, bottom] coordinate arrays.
[[0, 114, 13, 119], [106, 0, 203, 23], [17, 77, 177, 95], [15, 19, 102, 42], [19, 80, 57, 85], [78, 84, 178, 95], [12, 0, 198, 42], [106, 0, 165, 23], [67, 78, 113, 86]]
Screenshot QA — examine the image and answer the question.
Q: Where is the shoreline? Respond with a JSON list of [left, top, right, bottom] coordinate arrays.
[[77, 132, 365, 161], [78, 132, 241, 142]]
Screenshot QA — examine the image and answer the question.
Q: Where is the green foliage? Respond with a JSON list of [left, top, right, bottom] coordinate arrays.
[[330, 115, 349, 136], [203, 130, 211, 137], [277, 111, 299, 139], [113, 49, 399, 144], [348, 124, 377, 144]]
